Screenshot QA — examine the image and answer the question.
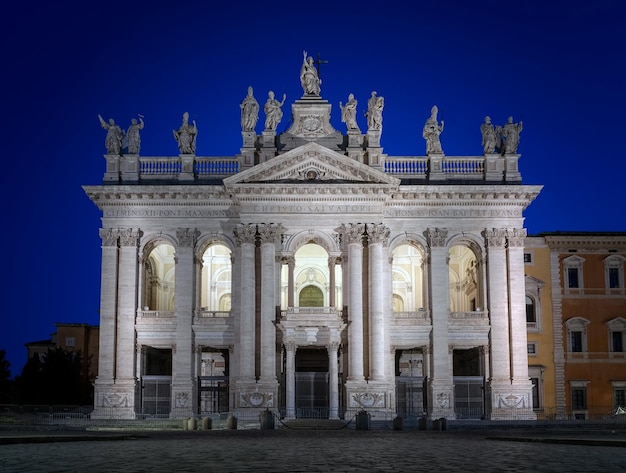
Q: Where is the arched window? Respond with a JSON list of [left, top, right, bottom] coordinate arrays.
[[391, 243, 424, 313], [144, 243, 176, 311], [526, 296, 536, 324], [298, 285, 324, 307], [200, 243, 232, 314], [448, 244, 481, 313]]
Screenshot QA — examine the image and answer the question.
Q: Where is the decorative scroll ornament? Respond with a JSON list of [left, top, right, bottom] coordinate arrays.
[[351, 392, 385, 408], [506, 228, 527, 247], [233, 223, 257, 245], [176, 228, 199, 247], [426, 228, 448, 247], [240, 392, 274, 408], [498, 393, 527, 409], [483, 228, 507, 247], [257, 223, 285, 245], [102, 393, 129, 407], [366, 223, 390, 245], [436, 392, 450, 408]]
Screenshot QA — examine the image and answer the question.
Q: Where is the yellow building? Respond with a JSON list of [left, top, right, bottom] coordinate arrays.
[[533, 232, 626, 419], [524, 237, 557, 418]]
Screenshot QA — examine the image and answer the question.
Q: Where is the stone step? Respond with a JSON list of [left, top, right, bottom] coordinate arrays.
[[282, 419, 348, 430]]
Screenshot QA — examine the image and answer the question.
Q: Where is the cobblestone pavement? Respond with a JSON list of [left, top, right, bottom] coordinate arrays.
[[1, 429, 626, 473]]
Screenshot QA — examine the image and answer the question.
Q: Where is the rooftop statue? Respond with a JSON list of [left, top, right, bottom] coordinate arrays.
[[264, 90, 286, 131], [98, 114, 124, 155], [300, 50, 321, 96], [240, 86, 259, 132], [365, 91, 384, 132], [422, 105, 444, 155], [339, 93, 360, 131], [173, 112, 197, 154], [126, 116, 144, 155], [480, 116, 497, 154], [502, 116, 523, 154]]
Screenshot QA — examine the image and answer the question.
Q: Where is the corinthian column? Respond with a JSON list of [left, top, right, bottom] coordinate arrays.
[[366, 223, 390, 381], [336, 223, 365, 381], [233, 224, 257, 381], [507, 229, 532, 386], [483, 228, 511, 383], [426, 228, 453, 417], [172, 228, 199, 418], [257, 223, 283, 382]]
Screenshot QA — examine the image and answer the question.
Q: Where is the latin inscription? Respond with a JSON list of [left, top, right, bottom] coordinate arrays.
[[104, 209, 235, 217], [384, 209, 521, 218], [252, 204, 371, 213]]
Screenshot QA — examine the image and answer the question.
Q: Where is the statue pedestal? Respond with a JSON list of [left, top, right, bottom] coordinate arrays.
[[504, 154, 522, 182], [484, 153, 504, 182], [103, 154, 120, 183]]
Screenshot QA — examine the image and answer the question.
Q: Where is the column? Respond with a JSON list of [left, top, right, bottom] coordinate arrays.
[[366, 223, 390, 381], [287, 256, 295, 308], [338, 223, 365, 380], [506, 228, 535, 417], [483, 228, 511, 383], [92, 229, 119, 418], [328, 342, 340, 418], [426, 228, 453, 418], [171, 228, 199, 418], [233, 224, 257, 382], [116, 229, 142, 384], [257, 223, 283, 382], [328, 256, 337, 307], [285, 341, 296, 418]]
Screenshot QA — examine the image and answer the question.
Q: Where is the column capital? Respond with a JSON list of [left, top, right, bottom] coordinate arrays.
[[118, 228, 142, 247], [426, 228, 448, 247], [366, 223, 390, 245], [335, 223, 365, 245], [257, 223, 284, 245], [99, 228, 118, 246], [483, 228, 507, 248], [506, 228, 527, 248], [233, 223, 257, 245], [328, 341, 340, 352], [176, 228, 199, 248]]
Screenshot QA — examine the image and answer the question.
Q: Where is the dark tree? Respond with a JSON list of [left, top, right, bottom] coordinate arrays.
[[0, 349, 12, 403], [15, 348, 93, 405]]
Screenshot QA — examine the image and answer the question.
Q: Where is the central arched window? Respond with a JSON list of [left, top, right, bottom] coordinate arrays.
[[299, 285, 324, 307], [448, 244, 481, 313], [391, 243, 425, 313]]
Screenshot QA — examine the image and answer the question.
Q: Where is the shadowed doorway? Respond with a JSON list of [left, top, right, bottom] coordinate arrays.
[[295, 348, 328, 418]]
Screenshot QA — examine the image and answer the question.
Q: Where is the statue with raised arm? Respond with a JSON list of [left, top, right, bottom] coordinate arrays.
[[98, 114, 124, 155], [126, 116, 144, 154], [339, 93, 360, 131], [422, 105, 444, 155], [240, 86, 259, 132], [502, 116, 523, 154], [264, 90, 286, 131], [300, 50, 321, 96], [480, 116, 497, 154], [173, 112, 197, 154]]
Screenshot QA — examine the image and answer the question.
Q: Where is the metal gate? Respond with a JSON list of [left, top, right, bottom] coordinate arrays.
[[198, 376, 229, 415], [395, 376, 426, 417], [141, 375, 172, 416], [295, 372, 328, 418], [454, 376, 485, 419]]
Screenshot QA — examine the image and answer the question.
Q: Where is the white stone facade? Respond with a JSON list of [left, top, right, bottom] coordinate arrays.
[[85, 85, 541, 421]]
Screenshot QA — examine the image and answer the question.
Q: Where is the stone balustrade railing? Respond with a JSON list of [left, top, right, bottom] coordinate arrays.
[[102, 153, 521, 184]]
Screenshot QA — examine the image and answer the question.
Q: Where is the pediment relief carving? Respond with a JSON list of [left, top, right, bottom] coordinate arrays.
[[224, 142, 399, 187]]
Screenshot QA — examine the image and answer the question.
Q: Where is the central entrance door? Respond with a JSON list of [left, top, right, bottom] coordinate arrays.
[[295, 348, 328, 418]]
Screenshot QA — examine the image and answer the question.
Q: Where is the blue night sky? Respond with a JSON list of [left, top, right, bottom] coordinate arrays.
[[1, 1, 624, 376]]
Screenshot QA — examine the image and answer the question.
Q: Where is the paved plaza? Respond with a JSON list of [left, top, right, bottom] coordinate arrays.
[[1, 428, 626, 472]]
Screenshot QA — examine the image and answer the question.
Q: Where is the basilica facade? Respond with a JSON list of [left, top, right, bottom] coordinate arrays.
[[84, 56, 541, 420]]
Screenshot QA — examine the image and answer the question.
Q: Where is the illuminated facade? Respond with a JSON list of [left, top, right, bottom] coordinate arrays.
[[84, 73, 542, 420]]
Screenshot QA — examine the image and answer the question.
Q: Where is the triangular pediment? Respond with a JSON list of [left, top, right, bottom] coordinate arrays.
[[224, 142, 399, 187]]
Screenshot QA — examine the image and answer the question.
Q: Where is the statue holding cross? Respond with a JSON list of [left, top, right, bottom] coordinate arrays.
[[300, 50, 321, 96]]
